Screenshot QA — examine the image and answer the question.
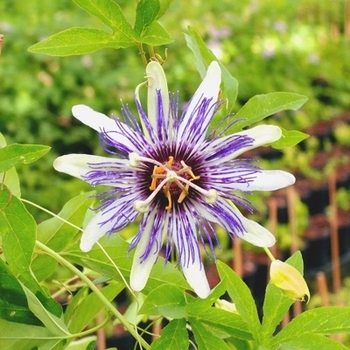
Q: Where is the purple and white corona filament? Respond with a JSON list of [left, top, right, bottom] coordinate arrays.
[[54, 61, 295, 298]]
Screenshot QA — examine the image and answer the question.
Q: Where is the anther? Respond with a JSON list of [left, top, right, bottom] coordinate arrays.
[[129, 152, 141, 167], [205, 189, 218, 204], [164, 186, 172, 210], [133, 200, 150, 213]]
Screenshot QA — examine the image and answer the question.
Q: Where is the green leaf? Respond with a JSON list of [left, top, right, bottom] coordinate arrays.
[[29, 27, 133, 56], [63, 234, 189, 293], [67, 282, 124, 334], [285, 250, 304, 274], [150, 319, 189, 350], [186, 304, 253, 341], [0, 318, 62, 350], [185, 27, 239, 115], [0, 167, 21, 197], [140, 21, 173, 45], [185, 279, 227, 311], [0, 144, 50, 173], [0, 188, 61, 317], [260, 284, 294, 347], [278, 333, 350, 350], [22, 284, 69, 337], [260, 251, 304, 346], [0, 190, 36, 278], [135, 0, 160, 35], [217, 261, 261, 341], [0, 134, 20, 197], [66, 337, 97, 350], [189, 317, 231, 350], [0, 259, 42, 326], [226, 338, 253, 350], [272, 307, 350, 347], [231, 92, 308, 132], [272, 129, 309, 149], [32, 192, 95, 281], [73, 0, 137, 40], [139, 285, 186, 319], [156, 0, 174, 20]]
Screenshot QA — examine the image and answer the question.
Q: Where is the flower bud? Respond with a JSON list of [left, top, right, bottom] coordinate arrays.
[[270, 260, 310, 302]]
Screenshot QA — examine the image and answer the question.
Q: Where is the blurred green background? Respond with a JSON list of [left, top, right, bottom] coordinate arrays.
[[1, 0, 349, 220]]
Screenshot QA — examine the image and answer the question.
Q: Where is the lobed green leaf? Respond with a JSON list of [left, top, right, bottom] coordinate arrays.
[[134, 0, 160, 35], [0, 318, 62, 350], [156, 0, 174, 20], [272, 306, 350, 347], [260, 284, 294, 347], [22, 284, 69, 337], [0, 259, 42, 326], [150, 319, 189, 350], [139, 21, 173, 46], [277, 333, 350, 350], [0, 143, 50, 173], [29, 27, 133, 56], [189, 317, 231, 350], [73, 0, 137, 40], [0, 134, 21, 197], [231, 92, 308, 132], [217, 261, 261, 342], [139, 285, 187, 319], [0, 190, 36, 278], [186, 304, 253, 341], [285, 250, 304, 274], [272, 128, 309, 149], [260, 251, 304, 346]]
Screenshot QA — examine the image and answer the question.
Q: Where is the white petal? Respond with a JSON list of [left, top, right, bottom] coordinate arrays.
[[233, 125, 282, 157], [237, 215, 276, 247], [72, 104, 135, 150], [80, 212, 111, 252], [233, 170, 296, 191], [193, 199, 275, 248], [146, 61, 169, 132], [178, 61, 221, 141], [172, 210, 210, 298], [72, 104, 119, 132], [130, 210, 159, 292], [53, 154, 126, 181], [182, 258, 210, 299]]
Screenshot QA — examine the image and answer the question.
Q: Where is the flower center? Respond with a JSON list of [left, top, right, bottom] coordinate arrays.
[[129, 152, 218, 213], [149, 156, 200, 210]]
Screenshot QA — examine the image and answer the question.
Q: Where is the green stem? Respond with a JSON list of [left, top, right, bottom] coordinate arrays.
[[20, 198, 83, 232], [137, 43, 148, 66], [35, 240, 150, 350], [147, 45, 155, 60], [263, 247, 276, 262]]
